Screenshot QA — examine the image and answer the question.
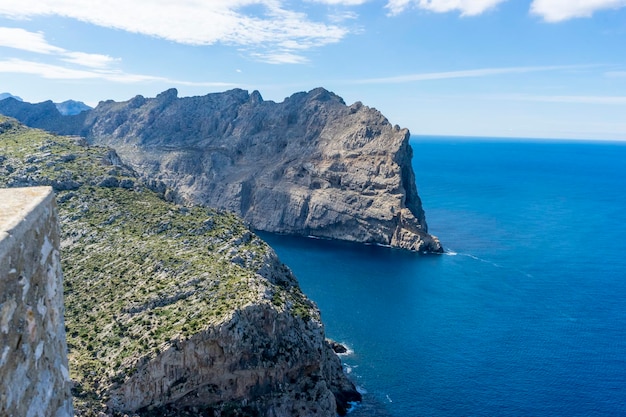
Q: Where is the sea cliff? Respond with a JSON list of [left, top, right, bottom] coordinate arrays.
[[0, 88, 442, 252]]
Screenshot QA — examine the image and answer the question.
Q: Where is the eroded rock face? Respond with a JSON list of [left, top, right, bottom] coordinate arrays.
[[0, 88, 442, 251], [84, 88, 442, 252], [109, 300, 358, 416], [104, 249, 360, 417]]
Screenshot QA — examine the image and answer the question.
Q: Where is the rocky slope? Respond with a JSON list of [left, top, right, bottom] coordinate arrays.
[[0, 116, 360, 416], [0, 89, 442, 252]]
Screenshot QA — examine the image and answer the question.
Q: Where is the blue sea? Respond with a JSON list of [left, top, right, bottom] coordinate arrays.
[[259, 137, 626, 416]]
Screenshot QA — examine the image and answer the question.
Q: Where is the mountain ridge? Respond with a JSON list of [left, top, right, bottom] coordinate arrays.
[[0, 87, 442, 252], [0, 93, 91, 115]]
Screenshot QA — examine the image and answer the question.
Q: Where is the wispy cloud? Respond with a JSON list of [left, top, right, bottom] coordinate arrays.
[[0, 58, 236, 87], [328, 10, 360, 23], [384, 0, 626, 21], [0, 58, 102, 80], [348, 65, 585, 84], [308, 0, 369, 4], [485, 93, 626, 105], [0, 27, 118, 69], [386, 0, 509, 16], [385, 0, 413, 15], [249, 52, 310, 65], [0, 1, 350, 64], [61, 52, 120, 69], [0, 27, 64, 54], [530, 0, 626, 22], [0, 27, 235, 86]]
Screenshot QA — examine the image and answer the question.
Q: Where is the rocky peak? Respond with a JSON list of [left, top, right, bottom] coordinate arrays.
[[249, 89, 263, 104], [156, 87, 178, 102]]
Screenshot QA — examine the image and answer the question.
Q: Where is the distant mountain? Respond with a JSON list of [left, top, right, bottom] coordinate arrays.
[[55, 99, 92, 115], [0, 94, 90, 115], [0, 92, 23, 101]]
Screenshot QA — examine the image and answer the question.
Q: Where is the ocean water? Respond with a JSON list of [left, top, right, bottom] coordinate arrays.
[[259, 137, 626, 416]]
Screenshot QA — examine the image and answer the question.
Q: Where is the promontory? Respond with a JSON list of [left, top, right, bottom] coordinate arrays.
[[0, 88, 442, 252]]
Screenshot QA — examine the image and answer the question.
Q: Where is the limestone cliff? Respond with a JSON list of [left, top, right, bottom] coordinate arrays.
[[0, 116, 360, 416], [0, 88, 442, 252]]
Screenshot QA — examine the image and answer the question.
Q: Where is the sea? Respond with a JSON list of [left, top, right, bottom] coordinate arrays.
[[259, 136, 626, 417]]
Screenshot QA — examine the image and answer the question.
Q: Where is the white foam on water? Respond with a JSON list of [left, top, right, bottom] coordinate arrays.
[[346, 401, 360, 414]]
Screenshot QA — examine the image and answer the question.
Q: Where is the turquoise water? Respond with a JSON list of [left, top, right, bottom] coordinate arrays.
[[259, 137, 626, 416]]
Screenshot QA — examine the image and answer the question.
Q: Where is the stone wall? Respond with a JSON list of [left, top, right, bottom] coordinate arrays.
[[0, 186, 73, 417]]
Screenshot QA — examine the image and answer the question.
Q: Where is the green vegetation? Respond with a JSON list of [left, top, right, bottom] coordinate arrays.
[[0, 116, 317, 414]]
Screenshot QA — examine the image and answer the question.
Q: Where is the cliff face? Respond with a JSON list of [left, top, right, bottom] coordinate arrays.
[[0, 116, 359, 416], [0, 88, 442, 252]]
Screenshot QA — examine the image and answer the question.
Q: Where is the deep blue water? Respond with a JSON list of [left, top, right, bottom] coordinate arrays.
[[259, 137, 626, 416]]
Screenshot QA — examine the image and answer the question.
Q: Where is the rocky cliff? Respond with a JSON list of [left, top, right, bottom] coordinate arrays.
[[0, 116, 360, 416], [0, 88, 442, 252]]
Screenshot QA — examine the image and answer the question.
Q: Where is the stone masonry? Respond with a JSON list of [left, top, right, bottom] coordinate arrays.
[[0, 186, 73, 417]]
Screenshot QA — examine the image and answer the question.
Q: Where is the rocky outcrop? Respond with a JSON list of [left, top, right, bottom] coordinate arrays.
[[107, 262, 360, 416], [0, 88, 442, 252], [0, 186, 74, 417], [0, 116, 359, 416]]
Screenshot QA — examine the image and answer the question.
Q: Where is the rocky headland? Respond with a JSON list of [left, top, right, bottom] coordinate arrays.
[[0, 116, 360, 416], [0, 88, 442, 252]]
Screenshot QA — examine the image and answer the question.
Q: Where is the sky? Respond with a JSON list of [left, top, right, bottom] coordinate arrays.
[[1, 1, 626, 141]]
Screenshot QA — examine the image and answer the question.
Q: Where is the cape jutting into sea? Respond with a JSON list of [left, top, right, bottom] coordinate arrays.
[[259, 136, 626, 417]]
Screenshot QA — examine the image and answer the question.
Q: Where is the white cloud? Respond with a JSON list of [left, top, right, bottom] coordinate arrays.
[[0, 27, 63, 54], [530, 0, 626, 22], [249, 52, 310, 64], [328, 10, 360, 23], [0, 1, 349, 64], [0, 27, 236, 85], [386, 0, 508, 16], [349, 65, 583, 84], [485, 93, 626, 105], [61, 52, 120, 69], [0, 58, 236, 87], [307, 0, 369, 4], [0, 26, 119, 69], [385, 0, 412, 15], [0, 58, 102, 80]]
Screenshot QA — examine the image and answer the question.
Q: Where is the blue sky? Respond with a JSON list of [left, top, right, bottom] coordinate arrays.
[[1, 0, 626, 140]]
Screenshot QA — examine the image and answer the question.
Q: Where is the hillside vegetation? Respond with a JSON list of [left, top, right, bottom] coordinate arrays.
[[0, 116, 350, 416]]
